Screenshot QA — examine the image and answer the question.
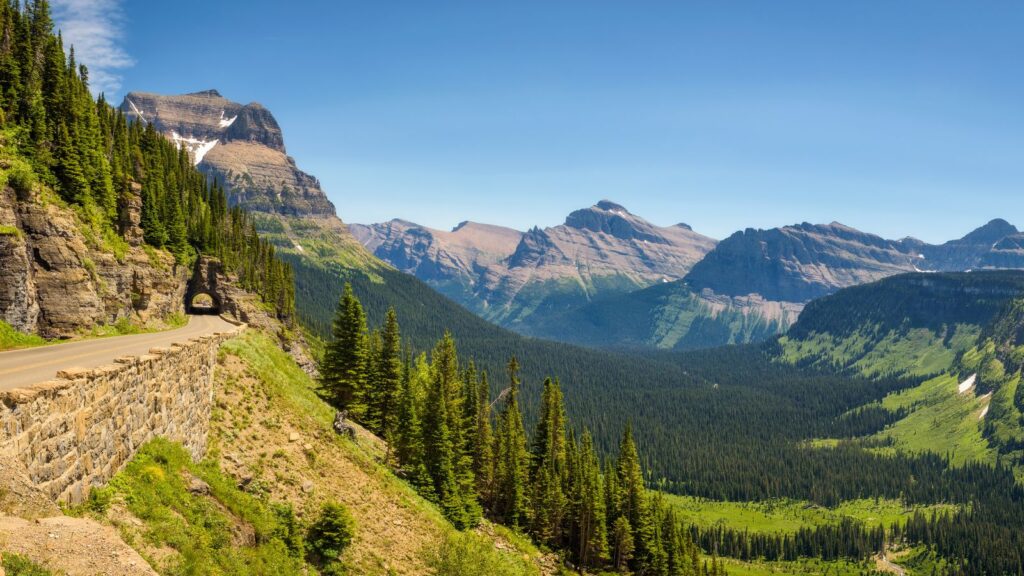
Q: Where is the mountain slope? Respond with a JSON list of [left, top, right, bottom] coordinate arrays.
[[121, 90, 335, 217], [535, 220, 1024, 350], [684, 222, 922, 303], [777, 270, 1024, 475], [352, 200, 717, 328]]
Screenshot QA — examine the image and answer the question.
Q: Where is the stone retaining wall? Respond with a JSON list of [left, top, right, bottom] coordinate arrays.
[[0, 322, 244, 504]]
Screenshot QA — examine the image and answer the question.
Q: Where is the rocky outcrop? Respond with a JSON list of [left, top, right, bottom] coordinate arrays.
[[0, 324, 243, 504], [684, 222, 923, 303], [120, 90, 335, 217], [0, 185, 187, 338], [917, 219, 1024, 270], [351, 201, 717, 326]]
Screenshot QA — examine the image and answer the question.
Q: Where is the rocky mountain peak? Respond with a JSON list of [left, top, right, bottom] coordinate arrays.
[[958, 219, 1019, 245], [119, 89, 334, 217], [564, 200, 668, 243], [595, 200, 629, 212]]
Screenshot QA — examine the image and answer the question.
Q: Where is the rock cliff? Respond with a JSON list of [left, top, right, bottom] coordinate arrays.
[[0, 185, 186, 339], [120, 90, 335, 217]]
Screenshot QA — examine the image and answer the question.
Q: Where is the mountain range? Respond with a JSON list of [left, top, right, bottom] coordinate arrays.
[[349, 200, 716, 327], [354, 210, 1024, 349]]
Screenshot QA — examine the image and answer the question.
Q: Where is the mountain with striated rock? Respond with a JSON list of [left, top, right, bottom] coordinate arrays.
[[529, 219, 1024, 349], [120, 90, 335, 217], [351, 200, 717, 327], [683, 221, 924, 303], [916, 219, 1024, 271]]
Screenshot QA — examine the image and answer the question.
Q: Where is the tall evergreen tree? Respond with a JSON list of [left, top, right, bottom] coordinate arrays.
[[492, 356, 530, 529], [472, 370, 495, 506], [569, 429, 608, 570], [319, 283, 368, 412], [529, 377, 568, 546], [616, 424, 656, 572], [367, 308, 402, 443]]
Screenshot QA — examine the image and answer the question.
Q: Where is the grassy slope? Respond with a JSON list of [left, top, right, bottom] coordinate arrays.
[[775, 273, 1024, 471], [81, 330, 543, 576], [869, 373, 995, 465], [211, 330, 545, 575], [0, 320, 47, 351], [523, 280, 787, 351], [665, 495, 955, 535], [781, 331, 998, 466]]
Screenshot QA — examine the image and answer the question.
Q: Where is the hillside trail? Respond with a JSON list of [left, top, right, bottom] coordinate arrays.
[[875, 546, 907, 576]]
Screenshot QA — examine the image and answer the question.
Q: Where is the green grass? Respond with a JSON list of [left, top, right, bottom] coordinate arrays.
[[722, 556, 886, 576], [218, 330, 543, 575], [1, 553, 57, 576], [869, 373, 995, 466], [0, 224, 21, 237], [779, 325, 980, 379], [220, 331, 336, 427], [0, 320, 47, 351], [665, 495, 956, 535], [76, 438, 307, 576]]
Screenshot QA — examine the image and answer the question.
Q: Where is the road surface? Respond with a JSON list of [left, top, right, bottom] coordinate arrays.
[[0, 315, 237, 391]]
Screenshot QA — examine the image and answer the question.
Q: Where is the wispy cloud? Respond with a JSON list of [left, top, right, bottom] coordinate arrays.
[[51, 0, 133, 97]]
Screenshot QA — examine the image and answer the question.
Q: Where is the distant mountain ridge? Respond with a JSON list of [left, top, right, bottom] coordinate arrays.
[[350, 200, 717, 327], [355, 210, 1024, 349]]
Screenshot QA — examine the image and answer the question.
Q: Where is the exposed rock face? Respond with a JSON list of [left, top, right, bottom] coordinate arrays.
[[349, 219, 521, 299], [917, 219, 1024, 270], [0, 185, 186, 338], [351, 201, 717, 326], [119, 90, 335, 217], [684, 222, 921, 303]]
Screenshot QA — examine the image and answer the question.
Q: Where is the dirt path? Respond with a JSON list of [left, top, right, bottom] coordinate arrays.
[[0, 516, 157, 575], [876, 550, 907, 576]]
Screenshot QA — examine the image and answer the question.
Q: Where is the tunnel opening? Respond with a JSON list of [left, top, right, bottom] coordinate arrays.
[[186, 291, 220, 315]]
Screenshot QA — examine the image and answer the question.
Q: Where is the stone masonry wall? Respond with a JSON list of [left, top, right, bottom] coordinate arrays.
[[0, 321, 244, 504]]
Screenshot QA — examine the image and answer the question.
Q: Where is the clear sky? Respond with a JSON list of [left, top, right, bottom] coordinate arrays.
[[53, 1, 1024, 243]]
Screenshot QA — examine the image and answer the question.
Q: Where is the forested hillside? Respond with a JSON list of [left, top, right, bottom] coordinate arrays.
[[0, 0, 294, 323]]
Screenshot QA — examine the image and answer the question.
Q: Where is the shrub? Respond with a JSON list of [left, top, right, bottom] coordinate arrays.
[[7, 165, 35, 198], [425, 531, 538, 576], [307, 501, 355, 562], [2, 553, 54, 576], [84, 485, 115, 514]]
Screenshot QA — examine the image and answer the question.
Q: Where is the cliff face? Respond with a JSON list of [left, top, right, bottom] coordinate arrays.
[[684, 222, 921, 303], [120, 90, 335, 217], [0, 185, 186, 339]]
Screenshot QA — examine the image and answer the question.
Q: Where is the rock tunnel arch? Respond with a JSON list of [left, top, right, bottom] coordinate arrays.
[[185, 256, 224, 315]]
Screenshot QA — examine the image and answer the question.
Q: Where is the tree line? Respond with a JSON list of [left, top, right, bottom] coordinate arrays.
[[0, 0, 294, 319], [319, 284, 727, 575]]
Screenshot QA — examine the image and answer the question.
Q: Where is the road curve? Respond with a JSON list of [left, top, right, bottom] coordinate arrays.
[[0, 315, 237, 391]]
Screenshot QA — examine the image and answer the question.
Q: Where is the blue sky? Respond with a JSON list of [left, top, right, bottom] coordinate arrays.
[[54, 1, 1024, 243]]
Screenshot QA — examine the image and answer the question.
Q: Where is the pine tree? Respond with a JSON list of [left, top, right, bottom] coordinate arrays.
[[368, 308, 402, 444], [617, 424, 655, 572], [570, 429, 608, 570], [472, 370, 495, 506], [612, 516, 635, 571], [422, 337, 467, 527], [492, 356, 530, 529], [529, 377, 568, 546], [319, 283, 368, 413]]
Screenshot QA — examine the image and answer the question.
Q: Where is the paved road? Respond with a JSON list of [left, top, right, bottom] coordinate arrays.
[[0, 315, 237, 391]]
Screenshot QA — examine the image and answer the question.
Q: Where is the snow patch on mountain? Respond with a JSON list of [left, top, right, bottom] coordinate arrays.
[[957, 374, 976, 395], [218, 111, 237, 128], [169, 131, 218, 165]]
